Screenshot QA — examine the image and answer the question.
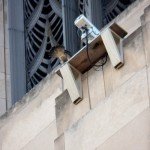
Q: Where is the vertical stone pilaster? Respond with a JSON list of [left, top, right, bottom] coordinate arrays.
[[8, 0, 26, 104], [88, 0, 103, 29], [62, 0, 80, 55]]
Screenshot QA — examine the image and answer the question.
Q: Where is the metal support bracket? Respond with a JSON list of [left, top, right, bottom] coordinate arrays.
[[60, 63, 83, 104], [101, 28, 124, 69]]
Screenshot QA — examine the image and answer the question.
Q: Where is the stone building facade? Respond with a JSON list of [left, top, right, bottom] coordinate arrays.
[[0, 0, 135, 116], [0, 0, 149, 150]]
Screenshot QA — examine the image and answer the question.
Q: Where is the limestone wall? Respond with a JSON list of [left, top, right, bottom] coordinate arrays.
[[0, 0, 150, 150], [0, 0, 11, 116]]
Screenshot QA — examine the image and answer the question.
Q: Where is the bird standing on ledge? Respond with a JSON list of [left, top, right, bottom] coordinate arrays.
[[48, 45, 71, 65]]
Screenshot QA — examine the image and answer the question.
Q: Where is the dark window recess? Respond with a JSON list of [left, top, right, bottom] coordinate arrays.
[[34, 73, 42, 81], [33, 28, 44, 39], [44, 52, 50, 59], [30, 0, 37, 9], [116, 4, 124, 12], [35, 24, 45, 33], [32, 43, 39, 53], [49, 13, 55, 22], [46, 41, 51, 50], [32, 34, 42, 46], [58, 34, 63, 45], [32, 77, 38, 84], [51, 58, 58, 66], [51, 17, 60, 30], [112, 9, 118, 16], [41, 62, 48, 68], [120, 0, 131, 5], [39, 17, 46, 23], [109, 13, 114, 19], [37, 69, 47, 77], [26, 1, 32, 13], [30, 80, 34, 87], [55, 26, 62, 42], [30, 50, 34, 58], [51, 19, 62, 36]]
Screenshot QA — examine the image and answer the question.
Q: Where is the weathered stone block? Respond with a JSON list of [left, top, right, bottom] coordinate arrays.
[[0, 72, 6, 99], [64, 67, 149, 150], [4, 24, 9, 49], [6, 74, 11, 109], [0, 98, 6, 116], [4, 0, 8, 25], [0, 0, 3, 23], [0, 46, 5, 73], [88, 68, 105, 108], [96, 108, 150, 150], [21, 121, 57, 150], [147, 66, 150, 105], [0, 23, 4, 47], [55, 134, 65, 150], [103, 27, 146, 97], [141, 6, 150, 66], [0, 89, 57, 150], [55, 74, 90, 136], [116, 0, 150, 35]]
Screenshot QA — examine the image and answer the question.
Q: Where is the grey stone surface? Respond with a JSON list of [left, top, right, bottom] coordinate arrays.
[[96, 108, 150, 150], [4, 0, 8, 25], [0, 23, 4, 47], [147, 66, 150, 106], [141, 5, 150, 66], [103, 27, 146, 97], [0, 46, 5, 73], [6, 74, 11, 109], [5, 48, 10, 75], [88, 68, 105, 108], [116, 0, 150, 36], [0, 98, 6, 116], [0, 72, 6, 99], [0, 0, 3, 23], [4, 24, 9, 49], [0, 72, 62, 150], [64, 67, 149, 150], [8, 0, 26, 104], [0, 1, 149, 150], [9, 30, 26, 103], [55, 74, 90, 136], [62, 0, 80, 55], [88, 0, 103, 29], [21, 121, 57, 150], [55, 134, 65, 150], [55, 89, 90, 136]]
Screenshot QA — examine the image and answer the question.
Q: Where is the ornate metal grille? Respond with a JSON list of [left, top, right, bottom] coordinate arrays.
[[24, 0, 135, 91], [24, 0, 63, 90]]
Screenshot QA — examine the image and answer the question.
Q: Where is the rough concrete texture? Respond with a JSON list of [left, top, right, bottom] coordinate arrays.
[[0, 98, 6, 116], [54, 134, 65, 150], [116, 0, 150, 36], [0, 0, 10, 114], [103, 27, 146, 97], [0, 72, 6, 99], [55, 74, 90, 136], [0, 72, 62, 150], [87, 68, 105, 108], [21, 121, 57, 150], [95, 108, 150, 150], [64, 67, 149, 150], [141, 5, 150, 66]]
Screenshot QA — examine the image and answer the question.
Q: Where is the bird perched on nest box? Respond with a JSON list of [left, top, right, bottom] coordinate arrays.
[[48, 45, 71, 65]]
